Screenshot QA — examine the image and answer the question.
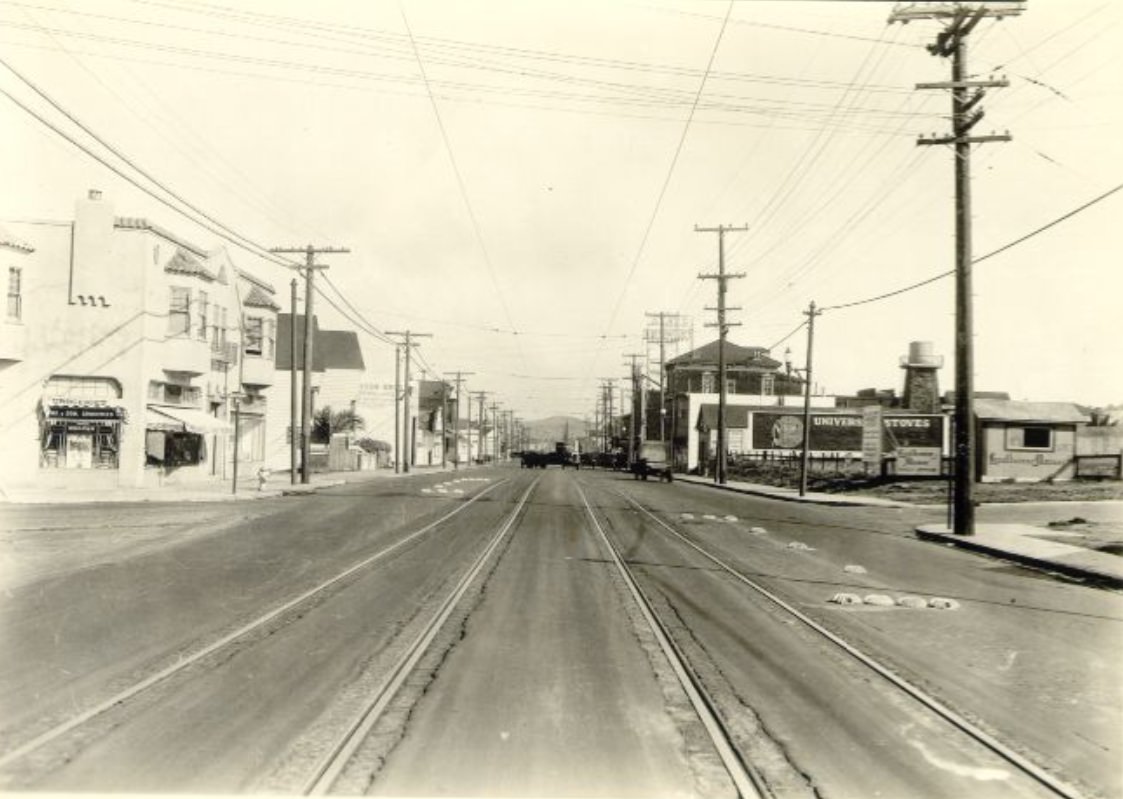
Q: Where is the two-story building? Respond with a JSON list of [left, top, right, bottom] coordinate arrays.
[[0, 190, 278, 495]]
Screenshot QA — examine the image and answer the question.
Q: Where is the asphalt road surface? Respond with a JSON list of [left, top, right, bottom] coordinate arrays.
[[0, 466, 1119, 797]]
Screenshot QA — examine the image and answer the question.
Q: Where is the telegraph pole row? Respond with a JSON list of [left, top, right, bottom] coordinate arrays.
[[890, 2, 1019, 535], [271, 244, 350, 484], [697, 224, 747, 485], [386, 330, 432, 474]]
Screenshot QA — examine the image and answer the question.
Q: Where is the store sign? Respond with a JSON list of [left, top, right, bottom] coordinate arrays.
[[896, 446, 942, 476], [47, 405, 125, 421]]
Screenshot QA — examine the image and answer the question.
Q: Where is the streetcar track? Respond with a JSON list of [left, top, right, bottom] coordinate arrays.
[[0, 478, 509, 773], [575, 480, 768, 799], [302, 476, 540, 795], [607, 483, 1091, 799]]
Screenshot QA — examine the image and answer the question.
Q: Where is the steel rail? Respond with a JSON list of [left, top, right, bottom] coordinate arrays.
[[302, 476, 540, 795], [612, 485, 1090, 799], [0, 478, 509, 771], [575, 481, 767, 799]]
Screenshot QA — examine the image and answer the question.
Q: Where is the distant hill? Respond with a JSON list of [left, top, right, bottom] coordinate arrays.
[[523, 415, 587, 445]]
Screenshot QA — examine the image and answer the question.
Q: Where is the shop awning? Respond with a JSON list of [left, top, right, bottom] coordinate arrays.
[[147, 405, 232, 434]]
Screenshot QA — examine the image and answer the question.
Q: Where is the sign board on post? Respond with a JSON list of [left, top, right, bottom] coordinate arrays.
[[896, 446, 942, 476], [862, 406, 882, 471]]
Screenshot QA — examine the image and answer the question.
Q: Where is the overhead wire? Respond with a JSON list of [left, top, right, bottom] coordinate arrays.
[[819, 180, 1122, 313], [590, 0, 736, 371]]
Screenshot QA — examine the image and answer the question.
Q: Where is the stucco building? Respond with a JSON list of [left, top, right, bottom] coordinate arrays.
[[0, 191, 278, 495]]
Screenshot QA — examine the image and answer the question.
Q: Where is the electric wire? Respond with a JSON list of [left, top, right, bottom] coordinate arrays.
[[820, 180, 1123, 313]]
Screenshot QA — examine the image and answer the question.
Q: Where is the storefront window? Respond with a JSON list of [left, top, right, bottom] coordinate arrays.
[[146, 431, 206, 467], [41, 421, 120, 469]]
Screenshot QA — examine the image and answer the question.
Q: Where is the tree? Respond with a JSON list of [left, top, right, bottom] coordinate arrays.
[[312, 405, 366, 444]]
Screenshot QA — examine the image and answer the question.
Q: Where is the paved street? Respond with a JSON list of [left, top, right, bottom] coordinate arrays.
[[1, 466, 1119, 797]]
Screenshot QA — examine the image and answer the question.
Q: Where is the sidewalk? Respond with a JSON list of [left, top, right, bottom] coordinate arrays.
[[0, 465, 463, 505], [915, 523, 1123, 590], [677, 473, 1123, 589], [675, 474, 911, 508]]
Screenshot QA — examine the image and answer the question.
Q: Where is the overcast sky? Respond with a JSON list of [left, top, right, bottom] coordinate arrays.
[[3, 0, 1120, 419]]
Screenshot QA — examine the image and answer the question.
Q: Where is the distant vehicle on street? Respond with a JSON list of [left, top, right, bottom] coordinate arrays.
[[520, 442, 579, 469], [631, 441, 673, 482]]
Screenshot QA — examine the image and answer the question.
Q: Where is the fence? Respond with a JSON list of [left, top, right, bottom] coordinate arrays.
[[1074, 454, 1122, 480], [727, 451, 953, 479]]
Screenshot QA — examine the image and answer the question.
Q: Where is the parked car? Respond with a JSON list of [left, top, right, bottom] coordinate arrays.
[[631, 441, 673, 482]]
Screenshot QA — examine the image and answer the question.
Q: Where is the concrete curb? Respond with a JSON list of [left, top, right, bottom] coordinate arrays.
[[676, 475, 913, 508], [915, 526, 1123, 590]]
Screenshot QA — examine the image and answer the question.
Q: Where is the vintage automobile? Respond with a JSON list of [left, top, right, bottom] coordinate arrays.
[[630, 441, 673, 482]]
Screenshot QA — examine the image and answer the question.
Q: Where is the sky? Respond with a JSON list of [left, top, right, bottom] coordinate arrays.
[[2, 0, 1121, 420]]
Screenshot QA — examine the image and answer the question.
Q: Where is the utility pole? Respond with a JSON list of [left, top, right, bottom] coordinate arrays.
[[645, 311, 679, 444], [624, 353, 644, 459], [891, 2, 1019, 535], [394, 345, 401, 473], [471, 391, 488, 465], [798, 302, 820, 497], [489, 403, 500, 463], [444, 371, 475, 470], [271, 244, 350, 484], [386, 330, 432, 474], [697, 224, 747, 485], [600, 379, 616, 452], [289, 278, 298, 484]]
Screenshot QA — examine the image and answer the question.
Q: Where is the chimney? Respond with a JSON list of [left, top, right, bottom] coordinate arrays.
[[900, 341, 943, 414]]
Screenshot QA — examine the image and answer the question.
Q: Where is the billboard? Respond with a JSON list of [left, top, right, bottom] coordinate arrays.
[[751, 412, 943, 453]]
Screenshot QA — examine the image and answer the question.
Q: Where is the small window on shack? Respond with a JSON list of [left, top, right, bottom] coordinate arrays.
[[1007, 425, 1053, 451]]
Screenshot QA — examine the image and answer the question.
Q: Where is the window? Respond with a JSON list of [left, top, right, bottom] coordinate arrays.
[[726, 378, 736, 395], [762, 374, 775, 396], [198, 291, 208, 340], [701, 372, 715, 393], [7, 267, 21, 320], [244, 316, 263, 355], [168, 287, 190, 336], [1007, 425, 1053, 451], [264, 318, 276, 359]]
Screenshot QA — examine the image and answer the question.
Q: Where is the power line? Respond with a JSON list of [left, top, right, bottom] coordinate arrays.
[[820, 180, 1123, 313], [592, 0, 736, 363]]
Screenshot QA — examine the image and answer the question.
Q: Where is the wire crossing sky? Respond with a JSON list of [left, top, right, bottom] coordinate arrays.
[[2, 0, 1120, 414]]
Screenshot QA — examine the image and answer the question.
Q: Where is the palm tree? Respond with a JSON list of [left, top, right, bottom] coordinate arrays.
[[312, 405, 366, 444]]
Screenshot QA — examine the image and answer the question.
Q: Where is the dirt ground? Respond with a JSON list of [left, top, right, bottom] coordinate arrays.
[[828, 477, 1123, 505]]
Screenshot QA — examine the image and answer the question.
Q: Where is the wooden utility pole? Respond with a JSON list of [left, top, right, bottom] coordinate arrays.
[[394, 345, 401, 473], [444, 371, 475, 469], [271, 244, 350, 484], [798, 302, 820, 497], [386, 330, 432, 474], [645, 311, 681, 443], [289, 278, 298, 484], [891, 2, 1019, 535], [697, 224, 747, 485], [624, 353, 644, 459], [471, 391, 488, 465], [489, 402, 501, 462], [599, 379, 616, 452]]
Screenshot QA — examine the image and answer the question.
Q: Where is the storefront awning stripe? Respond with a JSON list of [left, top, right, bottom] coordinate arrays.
[[146, 405, 232, 434]]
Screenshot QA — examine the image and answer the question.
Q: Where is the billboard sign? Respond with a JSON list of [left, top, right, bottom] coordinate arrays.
[[751, 412, 943, 453]]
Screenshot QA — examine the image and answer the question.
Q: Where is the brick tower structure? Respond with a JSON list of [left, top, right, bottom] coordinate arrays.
[[900, 341, 943, 413]]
